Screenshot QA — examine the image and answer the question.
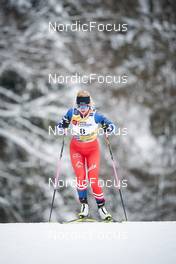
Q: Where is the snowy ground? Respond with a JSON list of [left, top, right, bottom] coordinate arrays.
[[0, 222, 176, 264]]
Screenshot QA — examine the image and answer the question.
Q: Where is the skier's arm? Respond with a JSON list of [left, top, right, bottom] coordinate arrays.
[[94, 112, 116, 133], [57, 108, 73, 129]]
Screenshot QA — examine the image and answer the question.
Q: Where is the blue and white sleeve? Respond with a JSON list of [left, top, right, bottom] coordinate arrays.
[[57, 108, 73, 128], [94, 112, 116, 133]]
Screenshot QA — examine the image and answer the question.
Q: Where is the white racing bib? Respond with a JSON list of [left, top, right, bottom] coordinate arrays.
[[71, 111, 98, 141]]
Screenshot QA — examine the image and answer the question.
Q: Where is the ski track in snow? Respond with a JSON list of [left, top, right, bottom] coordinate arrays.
[[0, 222, 176, 264]]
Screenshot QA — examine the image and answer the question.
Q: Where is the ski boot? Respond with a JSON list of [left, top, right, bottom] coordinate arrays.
[[78, 203, 89, 219], [98, 206, 112, 221]]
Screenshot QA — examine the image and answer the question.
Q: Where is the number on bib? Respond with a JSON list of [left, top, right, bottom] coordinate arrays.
[[80, 128, 86, 135]]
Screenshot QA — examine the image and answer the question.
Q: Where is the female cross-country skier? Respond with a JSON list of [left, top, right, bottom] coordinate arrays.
[[58, 90, 115, 220]]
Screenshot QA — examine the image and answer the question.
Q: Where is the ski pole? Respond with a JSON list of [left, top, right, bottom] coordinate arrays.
[[49, 131, 66, 222], [104, 133, 128, 221]]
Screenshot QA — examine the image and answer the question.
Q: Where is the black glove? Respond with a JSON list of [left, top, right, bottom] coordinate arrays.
[[102, 123, 109, 131], [61, 117, 70, 128], [101, 122, 114, 133]]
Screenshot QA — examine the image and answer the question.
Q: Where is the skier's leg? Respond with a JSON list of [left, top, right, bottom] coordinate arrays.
[[87, 140, 112, 220], [86, 140, 105, 207], [70, 139, 88, 204]]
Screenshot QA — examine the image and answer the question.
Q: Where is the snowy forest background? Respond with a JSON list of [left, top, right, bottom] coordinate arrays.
[[0, 0, 175, 222]]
